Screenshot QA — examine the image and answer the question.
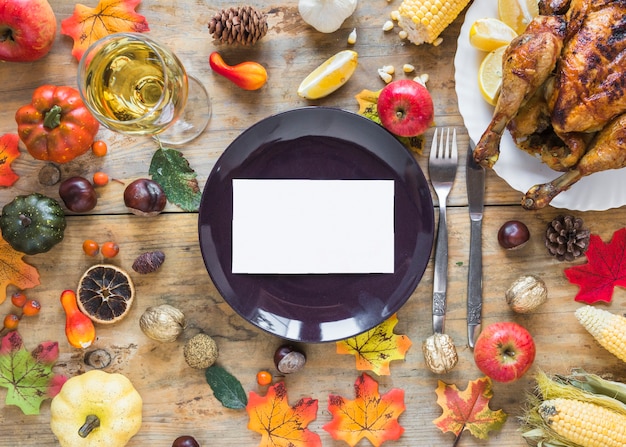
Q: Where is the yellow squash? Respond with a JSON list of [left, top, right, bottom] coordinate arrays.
[[50, 370, 143, 447], [297, 50, 358, 99]]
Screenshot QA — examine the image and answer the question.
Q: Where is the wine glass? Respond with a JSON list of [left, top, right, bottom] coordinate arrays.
[[77, 32, 211, 146]]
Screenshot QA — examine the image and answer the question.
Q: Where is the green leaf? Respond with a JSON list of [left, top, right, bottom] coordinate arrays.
[[149, 148, 201, 212], [205, 365, 248, 409], [0, 331, 61, 415]]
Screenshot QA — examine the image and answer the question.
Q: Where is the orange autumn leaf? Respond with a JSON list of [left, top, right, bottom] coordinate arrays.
[[0, 134, 20, 187], [336, 314, 412, 375], [0, 236, 40, 305], [61, 0, 150, 61], [246, 381, 321, 447], [324, 373, 405, 447], [433, 377, 507, 443]]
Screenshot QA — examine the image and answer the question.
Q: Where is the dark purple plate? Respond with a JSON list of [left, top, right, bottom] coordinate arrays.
[[198, 107, 434, 342]]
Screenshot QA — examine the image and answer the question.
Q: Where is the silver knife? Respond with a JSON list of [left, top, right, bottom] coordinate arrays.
[[466, 139, 485, 349]]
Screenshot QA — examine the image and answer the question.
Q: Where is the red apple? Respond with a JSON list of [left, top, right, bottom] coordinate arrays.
[[377, 79, 434, 137], [473, 321, 536, 383], [0, 0, 57, 62]]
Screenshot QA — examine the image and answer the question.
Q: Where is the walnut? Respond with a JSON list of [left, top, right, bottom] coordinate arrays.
[[422, 333, 458, 374]]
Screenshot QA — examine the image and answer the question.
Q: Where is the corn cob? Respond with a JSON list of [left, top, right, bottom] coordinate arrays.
[[538, 398, 626, 447], [575, 305, 626, 362], [397, 0, 472, 46]]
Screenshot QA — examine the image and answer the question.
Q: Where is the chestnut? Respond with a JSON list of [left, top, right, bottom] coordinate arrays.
[[274, 345, 306, 374], [172, 436, 200, 447], [498, 220, 530, 249], [124, 178, 167, 216], [58, 176, 97, 212]]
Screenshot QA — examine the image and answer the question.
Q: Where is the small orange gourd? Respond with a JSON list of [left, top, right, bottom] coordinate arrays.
[[60, 289, 96, 349], [209, 52, 267, 90]]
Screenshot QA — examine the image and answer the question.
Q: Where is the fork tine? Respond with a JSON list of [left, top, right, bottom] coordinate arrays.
[[430, 128, 439, 161]]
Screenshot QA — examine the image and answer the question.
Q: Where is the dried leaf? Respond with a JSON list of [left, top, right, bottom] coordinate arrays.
[[246, 381, 320, 447], [0, 134, 20, 187], [149, 148, 201, 212], [336, 314, 412, 375], [0, 331, 66, 415], [354, 89, 425, 155], [61, 0, 150, 61], [323, 373, 405, 447], [0, 236, 40, 305], [564, 228, 626, 304], [433, 377, 507, 442], [205, 365, 247, 409]]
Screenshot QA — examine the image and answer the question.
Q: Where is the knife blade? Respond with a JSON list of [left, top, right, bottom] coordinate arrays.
[[466, 139, 485, 349]]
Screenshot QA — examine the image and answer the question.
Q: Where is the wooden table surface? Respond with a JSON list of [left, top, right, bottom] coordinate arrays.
[[1, 1, 626, 446]]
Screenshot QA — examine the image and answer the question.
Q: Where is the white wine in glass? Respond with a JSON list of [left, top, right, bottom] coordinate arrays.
[[78, 32, 210, 145]]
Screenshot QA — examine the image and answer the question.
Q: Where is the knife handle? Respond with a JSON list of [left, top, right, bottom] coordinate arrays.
[[467, 218, 482, 348]]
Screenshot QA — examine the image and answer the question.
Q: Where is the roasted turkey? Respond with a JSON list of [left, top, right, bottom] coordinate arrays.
[[473, 0, 626, 209]]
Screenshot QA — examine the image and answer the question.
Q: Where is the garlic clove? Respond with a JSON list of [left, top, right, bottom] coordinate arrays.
[[298, 0, 358, 34]]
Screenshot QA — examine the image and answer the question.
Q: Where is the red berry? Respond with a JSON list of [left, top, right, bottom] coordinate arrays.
[[22, 300, 41, 317], [92, 140, 108, 157], [93, 172, 109, 186], [256, 370, 273, 386], [82, 239, 100, 256], [101, 241, 119, 258], [11, 292, 27, 308], [3, 314, 20, 330]]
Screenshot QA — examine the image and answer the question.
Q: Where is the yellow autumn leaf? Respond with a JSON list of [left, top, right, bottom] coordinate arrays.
[[336, 314, 412, 375]]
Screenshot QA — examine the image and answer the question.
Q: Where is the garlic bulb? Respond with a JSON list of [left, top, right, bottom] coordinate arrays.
[[139, 304, 186, 342], [505, 274, 548, 313], [298, 0, 358, 33], [422, 333, 458, 374]]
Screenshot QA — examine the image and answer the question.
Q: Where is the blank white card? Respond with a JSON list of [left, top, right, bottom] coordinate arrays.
[[231, 179, 395, 274]]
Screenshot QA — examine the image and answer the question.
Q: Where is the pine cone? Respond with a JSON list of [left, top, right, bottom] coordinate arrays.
[[544, 215, 590, 261], [207, 6, 268, 45]]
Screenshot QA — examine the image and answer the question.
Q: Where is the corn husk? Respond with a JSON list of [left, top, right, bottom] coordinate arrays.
[[521, 369, 626, 446]]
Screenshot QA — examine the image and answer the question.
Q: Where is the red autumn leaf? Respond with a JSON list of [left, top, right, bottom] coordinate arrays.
[[433, 377, 507, 443], [336, 313, 412, 375], [0, 134, 20, 187], [246, 381, 321, 447], [324, 373, 405, 447], [564, 228, 626, 304], [61, 0, 150, 61], [0, 236, 41, 305]]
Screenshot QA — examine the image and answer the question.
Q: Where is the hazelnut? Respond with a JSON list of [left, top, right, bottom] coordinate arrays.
[[183, 333, 218, 369], [140, 304, 186, 342], [274, 345, 306, 374], [124, 179, 167, 216]]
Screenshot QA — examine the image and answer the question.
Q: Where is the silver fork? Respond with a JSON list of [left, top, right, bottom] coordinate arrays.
[[428, 128, 458, 335]]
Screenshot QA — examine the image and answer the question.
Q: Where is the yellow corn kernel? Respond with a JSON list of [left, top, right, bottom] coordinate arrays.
[[390, 10, 400, 21], [378, 69, 393, 83], [403, 63, 415, 73], [539, 398, 626, 447], [397, 0, 472, 45], [575, 305, 626, 362]]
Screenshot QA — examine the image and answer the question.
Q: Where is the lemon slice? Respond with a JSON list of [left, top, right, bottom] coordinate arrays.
[[498, 0, 539, 34], [469, 18, 517, 52], [297, 50, 358, 99], [478, 46, 506, 106]]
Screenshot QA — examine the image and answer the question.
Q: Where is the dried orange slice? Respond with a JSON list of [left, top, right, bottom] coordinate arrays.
[[77, 264, 135, 324]]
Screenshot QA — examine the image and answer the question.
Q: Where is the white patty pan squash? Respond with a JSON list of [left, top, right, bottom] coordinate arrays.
[[50, 370, 143, 447]]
